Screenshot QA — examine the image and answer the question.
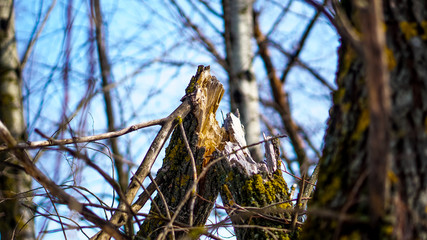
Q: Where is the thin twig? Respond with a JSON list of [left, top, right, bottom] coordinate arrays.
[[0, 121, 128, 240], [91, 101, 192, 240], [178, 118, 198, 227], [280, 0, 326, 83], [292, 173, 306, 230], [253, 12, 310, 175], [43, 187, 67, 240], [169, 0, 226, 69], [0, 118, 164, 151], [20, 0, 57, 69], [269, 40, 335, 91]]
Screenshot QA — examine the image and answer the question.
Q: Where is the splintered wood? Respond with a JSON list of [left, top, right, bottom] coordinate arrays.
[[219, 113, 294, 240], [92, 65, 295, 240], [136, 65, 225, 239]]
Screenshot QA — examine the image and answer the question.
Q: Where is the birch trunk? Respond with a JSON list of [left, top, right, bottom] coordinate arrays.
[[223, 0, 263, 162], [0, 0, 34, 239]]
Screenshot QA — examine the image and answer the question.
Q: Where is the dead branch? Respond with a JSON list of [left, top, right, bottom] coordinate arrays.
[[20, 0, 57, 70], [0, 118, 164, 151], [253, 12, 309, 175], [169, 0, 226, 69], [0, 121, 128, 240], [279, 0, 326, 83]]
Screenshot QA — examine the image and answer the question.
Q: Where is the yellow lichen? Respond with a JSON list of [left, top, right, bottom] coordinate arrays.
[[177, 175, 190, 186], [176, 116, 183, 124], [351, 108, 369, 141], [187, 227, 206, 239], [388, 170, 398, 184], [421, 21, 427, 40], [334, 88, 346, 105], [399, 21, 418, 40], [241, 171, 291, 209], [222, 184, 235, 206], [225, 172, 234, 182], [319, 177, 341, 205], [338, 47, 356, 81], [341, 102, 351, 113], [382, 225, 394, 235], [385, 47, 396, 70]]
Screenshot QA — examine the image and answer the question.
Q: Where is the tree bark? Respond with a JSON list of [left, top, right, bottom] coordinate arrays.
[[136, 66, 225, 239], [218, 113, 296, 240], [303, 0, 427, 239], [0, 0, 34, 239], [223, 0, 263, 162]]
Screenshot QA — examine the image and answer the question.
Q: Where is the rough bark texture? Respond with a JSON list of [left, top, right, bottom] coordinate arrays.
[[223, 0, 263, 162], [0, 0, 34, 239], [136, 66, 224, 239], [218, 113, 297, 240], [303, 0, 427, 239]]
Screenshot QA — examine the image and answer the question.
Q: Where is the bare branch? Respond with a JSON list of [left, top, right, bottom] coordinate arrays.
[[169, 0, 226, 69], [280, 0, 325, 83], [0, 118, 164, 151], [253, 11, 310, 175], [20, 0, 57, 69], [304, 0, 362, 54], [0, 121, 128, 240], [268, 40, 335, 91]]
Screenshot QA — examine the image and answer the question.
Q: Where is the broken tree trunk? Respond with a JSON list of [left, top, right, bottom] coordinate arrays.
[[92, 65, 295, 239], [136, 65, 224, 239], [218, 113, 297, 240]]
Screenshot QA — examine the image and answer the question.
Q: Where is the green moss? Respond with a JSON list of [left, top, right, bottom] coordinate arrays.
[[187, 226, 207, 239], [239, 170, 291, 210], [185, 65, 205, 94]]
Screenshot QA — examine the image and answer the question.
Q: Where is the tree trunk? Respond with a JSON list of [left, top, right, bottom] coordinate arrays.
[[218, 113, 297, 240], [303, 0, 427, 239], [223, 0, 263, 162], [136, 66, 225, 239], [0, 0, 34, 239]]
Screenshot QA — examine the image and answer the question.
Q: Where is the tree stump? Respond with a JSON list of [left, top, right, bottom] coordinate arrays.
[[136, 65, 224, 239], [218, 113, 297, 240]]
